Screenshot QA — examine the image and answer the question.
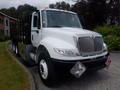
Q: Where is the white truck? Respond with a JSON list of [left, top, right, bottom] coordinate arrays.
[[11, 8, 111, 86]]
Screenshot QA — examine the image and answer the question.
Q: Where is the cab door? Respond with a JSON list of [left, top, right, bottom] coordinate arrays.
[[31, 11, 42, 47]]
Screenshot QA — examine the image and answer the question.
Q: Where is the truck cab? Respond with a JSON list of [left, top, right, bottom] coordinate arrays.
[[12, 8, 111, 86]]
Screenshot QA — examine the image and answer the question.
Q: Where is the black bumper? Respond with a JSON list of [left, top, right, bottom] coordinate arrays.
[[51, 53, 109, 74]]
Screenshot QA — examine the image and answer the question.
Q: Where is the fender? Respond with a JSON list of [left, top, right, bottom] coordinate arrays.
[[37, 37, 78, 60], [36, 45, 50, 63]]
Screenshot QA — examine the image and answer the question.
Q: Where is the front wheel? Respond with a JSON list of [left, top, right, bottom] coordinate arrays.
[[38, 55, 57, 86]]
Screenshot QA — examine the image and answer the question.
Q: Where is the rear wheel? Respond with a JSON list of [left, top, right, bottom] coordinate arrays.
[[15, 45, 18, 55], [38, 54, 57, 86], [12, 43, 15, 52], [12, 43, 19, 55]]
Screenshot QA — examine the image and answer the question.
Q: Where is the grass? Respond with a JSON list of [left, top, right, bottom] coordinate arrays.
[[0, 42, 30, 90]]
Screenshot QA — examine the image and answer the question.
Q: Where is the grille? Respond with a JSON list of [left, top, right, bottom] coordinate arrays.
[[77, 36, 103, 56]]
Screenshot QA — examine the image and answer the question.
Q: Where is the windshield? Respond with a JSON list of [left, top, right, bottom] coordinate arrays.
[[42, 10, 82, 28]]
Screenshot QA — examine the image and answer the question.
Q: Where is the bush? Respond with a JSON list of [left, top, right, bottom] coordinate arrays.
[[112, 26, 120, 36], [94, 26, 112, 36], [104, 36, 120, 51], [0, 33, 9, 42], [95, 25, 120, 51]]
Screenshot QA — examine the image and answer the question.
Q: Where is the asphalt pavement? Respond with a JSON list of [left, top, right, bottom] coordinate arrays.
[[27, 53, 120, 90], [8, 41, 120, 90]]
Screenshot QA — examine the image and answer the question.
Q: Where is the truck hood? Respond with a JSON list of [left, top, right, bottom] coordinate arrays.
[[41, 27, 103, 52], [43, 27, 101, 37]]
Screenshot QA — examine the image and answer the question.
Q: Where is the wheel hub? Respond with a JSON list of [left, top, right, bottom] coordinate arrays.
[[15, 47, 18, 54], [39, 59, 48, 79]]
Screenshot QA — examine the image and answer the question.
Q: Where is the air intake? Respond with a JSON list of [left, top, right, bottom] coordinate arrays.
[[77, 36, 103, 56]]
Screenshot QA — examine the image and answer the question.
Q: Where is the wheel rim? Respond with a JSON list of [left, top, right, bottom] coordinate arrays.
[[15, 47, 18, 54], [12, 45, 15, 51], [39, 59, 48, 79]]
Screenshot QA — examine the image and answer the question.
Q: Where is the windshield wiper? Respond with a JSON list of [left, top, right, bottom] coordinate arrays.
[[51, 25, 63, 28]]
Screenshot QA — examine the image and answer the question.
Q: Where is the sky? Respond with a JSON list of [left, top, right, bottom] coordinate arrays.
[[0, 0, 75, 9]]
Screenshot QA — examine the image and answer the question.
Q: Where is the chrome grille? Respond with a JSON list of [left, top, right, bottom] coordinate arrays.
[[78, 36, 103, 56], [94, 37, 103, 52]]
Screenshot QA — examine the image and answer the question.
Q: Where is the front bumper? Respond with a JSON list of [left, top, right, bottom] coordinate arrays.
[[51, 53, 109, 74]]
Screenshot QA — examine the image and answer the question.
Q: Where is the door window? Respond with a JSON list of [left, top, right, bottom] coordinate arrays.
[[33, 15, 38, 28]]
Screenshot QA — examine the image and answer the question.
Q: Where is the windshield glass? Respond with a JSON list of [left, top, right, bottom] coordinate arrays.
[[42, 10, 82, 28]]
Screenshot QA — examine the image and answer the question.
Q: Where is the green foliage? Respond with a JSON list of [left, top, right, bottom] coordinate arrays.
[[49, 1, 71, 11], [0, 42, 30, 90], [94, 26, 112, 36], [0, 32, 9, 42], [17, 4, 37, 19], [0, 4, 37, 19], [95, 25, 120, 51], [72, 0, 107, 29], [112, 26, 120, 36], [0, 7, 17, 18], [104, 36, 120, 51]]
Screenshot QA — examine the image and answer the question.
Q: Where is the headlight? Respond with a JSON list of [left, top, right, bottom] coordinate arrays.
[[103, 43, 108, 51], [73, 36, 78, 47], [54, 48, 79, 56]]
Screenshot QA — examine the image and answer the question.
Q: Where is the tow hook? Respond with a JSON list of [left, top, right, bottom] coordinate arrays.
[[105, 56, 112, 69]]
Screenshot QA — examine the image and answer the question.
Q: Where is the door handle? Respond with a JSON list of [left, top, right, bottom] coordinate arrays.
[[35, 30, 39, 33], [31, 30, 39, 33]]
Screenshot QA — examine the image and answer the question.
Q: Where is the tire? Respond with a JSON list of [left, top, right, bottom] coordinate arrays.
[[12, 43, 19, 55], [38, 54, 57, 86], [12, 43, 16, 52], [15, 45, 18, 55]]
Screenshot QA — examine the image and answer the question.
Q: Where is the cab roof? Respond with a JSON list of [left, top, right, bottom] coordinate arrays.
[[39, 8, 77, 15]]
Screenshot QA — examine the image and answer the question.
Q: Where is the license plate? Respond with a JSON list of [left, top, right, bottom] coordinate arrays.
[[70, 62, 86, 78]]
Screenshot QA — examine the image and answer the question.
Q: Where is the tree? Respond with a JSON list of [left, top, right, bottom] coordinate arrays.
[[107, 0, 120, 25], [71, 0, 90, 29], [0, 4, 37, 19], [72, 0, 108, 29], [49, 4, 55, 8], [49, 1, 71, 11], [17, 4, 37, 19], [88, 0, 107, 26], [0, 7, 17, 18]]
